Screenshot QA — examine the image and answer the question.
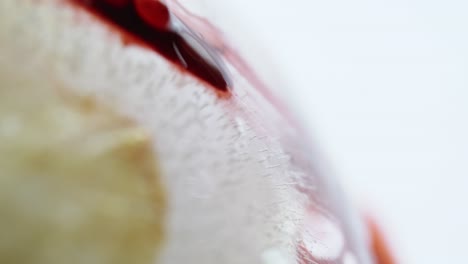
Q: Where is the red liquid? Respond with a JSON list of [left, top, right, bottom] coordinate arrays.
[[71, 0, 229, 92]]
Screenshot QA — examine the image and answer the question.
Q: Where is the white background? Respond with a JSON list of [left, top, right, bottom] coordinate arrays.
[[203, 0, 468, 263], [181, 0, 468, 263]]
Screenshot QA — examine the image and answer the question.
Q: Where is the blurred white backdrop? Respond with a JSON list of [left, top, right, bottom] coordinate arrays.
[[202, 0, 468, 263]]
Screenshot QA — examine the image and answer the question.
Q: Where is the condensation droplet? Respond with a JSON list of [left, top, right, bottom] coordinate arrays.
[[301, 211, 344, 261], [342, 251, 359, 264]]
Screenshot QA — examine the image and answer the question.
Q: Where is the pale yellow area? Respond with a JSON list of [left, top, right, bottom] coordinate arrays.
[[0, 67, 166, 264]]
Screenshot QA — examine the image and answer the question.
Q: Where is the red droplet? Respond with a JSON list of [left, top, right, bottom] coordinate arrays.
[[134, 0, 170, 30]]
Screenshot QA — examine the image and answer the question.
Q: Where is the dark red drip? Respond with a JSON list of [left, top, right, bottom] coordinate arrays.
[[72, 0, 229, 92]]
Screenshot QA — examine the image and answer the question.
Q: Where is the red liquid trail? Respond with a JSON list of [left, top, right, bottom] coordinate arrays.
[[72, 0, 229, 92]]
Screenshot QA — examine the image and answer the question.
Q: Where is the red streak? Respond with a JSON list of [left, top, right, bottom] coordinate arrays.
[[70, 0, 230, 93]]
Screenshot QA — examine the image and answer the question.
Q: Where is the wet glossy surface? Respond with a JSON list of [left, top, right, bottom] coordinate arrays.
[[72, 0, 229, 92], [0, 1, 384, 264]]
